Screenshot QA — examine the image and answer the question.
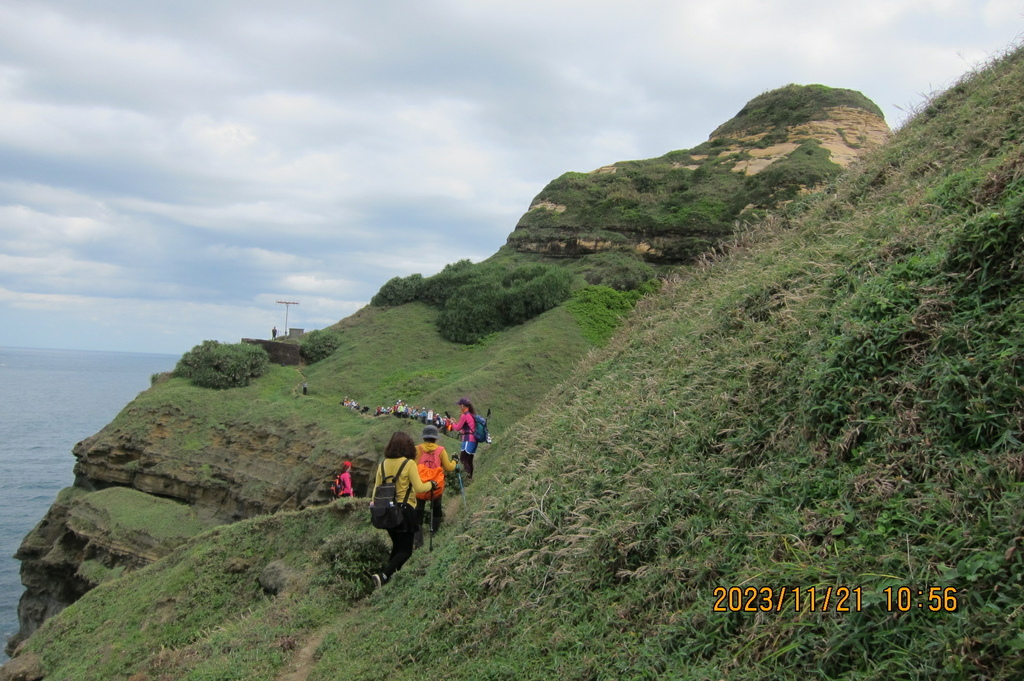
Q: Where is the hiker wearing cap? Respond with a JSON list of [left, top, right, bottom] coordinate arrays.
[[414, 425, 457, 538], [369, 431, 434, 588], [331, 461, 353, 498], [454, 397, 478, 479]]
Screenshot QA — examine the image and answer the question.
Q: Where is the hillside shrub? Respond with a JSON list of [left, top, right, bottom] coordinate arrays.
[[173, 340, 270, 389], [300, 329, 343, 364], [566, 280, 660, 344], [437, 284, 506, 344], [416, 259, 476, 307], [578, 252, 657, 290], [371, 259, 575, 344], [370, 273, 424, 307], [498, 265, 575, 326]]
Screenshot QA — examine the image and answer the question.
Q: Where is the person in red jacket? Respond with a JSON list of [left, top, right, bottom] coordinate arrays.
[[453, 397, 478, 479]]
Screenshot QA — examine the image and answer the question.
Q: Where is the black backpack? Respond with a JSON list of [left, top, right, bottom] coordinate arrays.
[[369, 459, 411, 529]]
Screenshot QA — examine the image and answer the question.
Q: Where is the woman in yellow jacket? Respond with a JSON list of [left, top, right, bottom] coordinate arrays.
[[370, 431, 434, 588]]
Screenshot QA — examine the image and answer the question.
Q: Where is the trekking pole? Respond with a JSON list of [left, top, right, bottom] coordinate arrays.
[[428, 501, 434, 553], [455, 460, 467, 506]]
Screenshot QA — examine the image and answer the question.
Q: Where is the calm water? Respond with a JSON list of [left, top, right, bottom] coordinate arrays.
[[0, 347, 176, 661]]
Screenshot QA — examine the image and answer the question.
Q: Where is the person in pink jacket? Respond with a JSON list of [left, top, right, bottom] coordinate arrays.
[[454, 397, 478, 479], [331, 461, 353, 498]]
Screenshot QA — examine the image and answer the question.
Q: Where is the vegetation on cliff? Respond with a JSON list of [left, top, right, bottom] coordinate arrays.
[[710, 83, 884, 138], [10, 44, 1024, 679], [173, 340, 270, 389], [371, 259, 578, 344], [509, 83, 887, 266]]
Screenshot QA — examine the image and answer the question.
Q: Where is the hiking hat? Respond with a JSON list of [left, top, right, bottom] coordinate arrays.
[[343, 461, 352, 467], [422, 425, 439, 440], [456, 397, 471, 406]]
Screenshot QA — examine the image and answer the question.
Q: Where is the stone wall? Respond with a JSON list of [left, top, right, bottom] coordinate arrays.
[[242, 338, 301, 366]]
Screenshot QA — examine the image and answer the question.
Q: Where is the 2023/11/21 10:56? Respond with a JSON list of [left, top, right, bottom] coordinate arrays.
[[712, 586, 961, 613]]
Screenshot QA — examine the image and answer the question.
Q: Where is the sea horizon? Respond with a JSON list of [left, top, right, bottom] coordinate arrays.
[[0, 346, 178, 662]]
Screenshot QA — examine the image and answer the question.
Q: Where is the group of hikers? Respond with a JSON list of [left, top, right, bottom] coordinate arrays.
[[348, 396, 485, 589], [373, 400, 446, 426], [341, 395, 484, 443], [341, 397, 368, 413]]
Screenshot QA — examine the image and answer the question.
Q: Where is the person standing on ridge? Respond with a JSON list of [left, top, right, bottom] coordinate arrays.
[[454, 397, 478, 480], [369, 431, 434, 588], [331, 461, 353, 498], [414, 425, 457, 542], [272, 326, 278, 340]]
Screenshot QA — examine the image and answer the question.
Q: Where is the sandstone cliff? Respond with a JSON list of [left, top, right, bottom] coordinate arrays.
[[507, 85, 890, 263], [7, 399, 371, 654]]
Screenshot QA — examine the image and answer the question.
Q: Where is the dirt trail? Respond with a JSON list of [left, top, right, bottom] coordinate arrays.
[[274, 629, 327, 681], [291, 367, 308, 397]]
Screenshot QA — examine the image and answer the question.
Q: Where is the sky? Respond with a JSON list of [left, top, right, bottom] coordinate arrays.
[[0, 1, 1022, 356]]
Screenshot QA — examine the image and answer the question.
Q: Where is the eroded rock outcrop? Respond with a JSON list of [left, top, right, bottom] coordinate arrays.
[[6, 402, 373, 655], [508, 86, 891, 264]]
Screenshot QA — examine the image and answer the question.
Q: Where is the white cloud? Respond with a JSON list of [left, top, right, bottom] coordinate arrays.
[[279, 273, 359, 295], [983, 0, 1024, 26], [0, 253, 120, 279], [0, 0, 1021, 353]]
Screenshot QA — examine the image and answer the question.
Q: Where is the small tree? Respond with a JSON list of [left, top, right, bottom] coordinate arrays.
[[300, 329, 342, 364], [173, 341, 270, 389], [370, 274, 424, 307]]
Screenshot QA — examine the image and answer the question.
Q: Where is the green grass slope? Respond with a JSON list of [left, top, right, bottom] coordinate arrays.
[[14, 43, 1024, 680], [92, 300, 592, 501], [303, 44, 1024, 679], [21, 502, 385, 680]]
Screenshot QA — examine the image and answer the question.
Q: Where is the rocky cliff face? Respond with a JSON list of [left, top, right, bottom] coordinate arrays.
[[508, 86, 890, 264], [6, 402, 364, 655]]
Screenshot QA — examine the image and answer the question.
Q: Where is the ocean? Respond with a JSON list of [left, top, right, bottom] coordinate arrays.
[[0, 347, 177, 661]]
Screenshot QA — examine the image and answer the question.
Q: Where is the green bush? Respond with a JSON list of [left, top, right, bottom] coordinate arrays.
[[416, 259, 476, 307], [437, 279, 506, 344], [314, 527, 390, 601], [370, 273, 424, 307], [368, 259, 576, 344], [565, 280, 660, 344], [300, 329, 343, 364], [578, 252, 657, 290], [173, 341, 270, 389]]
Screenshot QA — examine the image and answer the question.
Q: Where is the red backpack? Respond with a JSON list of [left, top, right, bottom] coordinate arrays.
[[416, 444, 446, 500]]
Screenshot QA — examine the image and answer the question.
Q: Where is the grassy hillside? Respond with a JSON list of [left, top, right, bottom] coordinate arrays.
[[19, 502, 384, 680], [303, 45, 1024, 679], [12, 43, 1024, 680], [101, 300, 592, 497]]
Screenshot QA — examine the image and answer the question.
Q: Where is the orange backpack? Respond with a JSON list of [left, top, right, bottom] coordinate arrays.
[[416, 444, 446, 500]]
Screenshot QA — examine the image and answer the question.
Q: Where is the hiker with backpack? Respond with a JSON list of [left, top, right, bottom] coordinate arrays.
[[368, 431, 436, 588], [330, 461, 353, 498], [414, 425, 457, 541], [453, 397, 485, 480]]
